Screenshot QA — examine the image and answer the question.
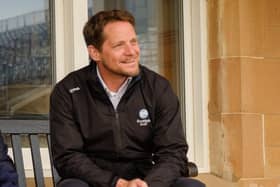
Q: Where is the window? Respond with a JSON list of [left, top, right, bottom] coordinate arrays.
[[183, 0, 209, 171], [0, 0, 53, 119]]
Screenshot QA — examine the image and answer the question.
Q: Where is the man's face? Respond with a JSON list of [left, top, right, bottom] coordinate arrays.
[[92, 21, 140, 79]]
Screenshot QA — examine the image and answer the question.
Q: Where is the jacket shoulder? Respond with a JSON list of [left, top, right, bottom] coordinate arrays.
[[52, 65, 91, 92], [139, 65, 173, 106], [140, 65, 171, 89], [58, 65, 90, 85]]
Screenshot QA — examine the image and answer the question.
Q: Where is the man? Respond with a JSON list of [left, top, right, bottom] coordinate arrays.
[[50, 9, 205, 187], [0, 132, 18, 187]]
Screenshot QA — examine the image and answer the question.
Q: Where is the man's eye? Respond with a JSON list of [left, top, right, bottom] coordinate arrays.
[[113, 43, 123, 48]]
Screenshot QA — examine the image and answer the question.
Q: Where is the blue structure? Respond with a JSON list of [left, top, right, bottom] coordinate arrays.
[[0, 10, 51, 87]]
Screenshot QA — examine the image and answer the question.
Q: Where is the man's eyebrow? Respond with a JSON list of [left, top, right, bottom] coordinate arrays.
[[130, 38, 138, 42], [111, 40, 125, 46], [110, 36, 138, 45]]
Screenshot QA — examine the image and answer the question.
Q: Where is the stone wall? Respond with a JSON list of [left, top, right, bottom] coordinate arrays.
[[208, 0, 280, 186]]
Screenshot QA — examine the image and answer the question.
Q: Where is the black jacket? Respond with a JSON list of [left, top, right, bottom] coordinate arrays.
[[50, 62, 188, 187], [0, 133, 18, 187]]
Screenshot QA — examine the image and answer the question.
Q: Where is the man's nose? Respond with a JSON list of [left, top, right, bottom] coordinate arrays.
[[124, 44, 136, 55]]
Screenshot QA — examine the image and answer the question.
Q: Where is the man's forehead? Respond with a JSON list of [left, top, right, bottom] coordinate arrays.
[[103, 23, 137, 42]]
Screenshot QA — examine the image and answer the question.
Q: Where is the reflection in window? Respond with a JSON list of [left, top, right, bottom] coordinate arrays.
[[0, 0, 52, 119], [88, 0, 181, 95]]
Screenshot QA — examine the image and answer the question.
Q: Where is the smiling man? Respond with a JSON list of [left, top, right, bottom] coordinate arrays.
[[50, 10, 205, 187], [87, 20, 140, 92]]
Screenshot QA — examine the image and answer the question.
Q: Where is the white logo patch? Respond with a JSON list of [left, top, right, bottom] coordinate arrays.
[[69, 87, 80, 93], [137, 108, 151, 126], [139, 109, 149, 119]]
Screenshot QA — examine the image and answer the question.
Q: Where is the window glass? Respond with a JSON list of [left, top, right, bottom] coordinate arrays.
[[0, 0, 52, 119], [88, 0, 181, 95]]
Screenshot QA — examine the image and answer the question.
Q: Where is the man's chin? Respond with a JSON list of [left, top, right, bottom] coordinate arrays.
[[127, 71, 140, 77], [123, 68, 140, 77]]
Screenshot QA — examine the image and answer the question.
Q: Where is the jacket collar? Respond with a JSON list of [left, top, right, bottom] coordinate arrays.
[[86, 60, 142, 100]]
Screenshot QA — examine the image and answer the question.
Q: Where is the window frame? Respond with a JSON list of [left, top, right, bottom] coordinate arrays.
[[54, 0, 88, 82], [183, 0, 209, 172]]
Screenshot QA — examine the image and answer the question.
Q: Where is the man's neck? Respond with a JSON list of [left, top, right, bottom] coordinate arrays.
[[103, 77, 127, 92], [96, 66, 128, 92]]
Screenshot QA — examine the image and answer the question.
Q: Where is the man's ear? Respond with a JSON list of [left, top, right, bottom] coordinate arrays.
[[88, 45, 101, 61]]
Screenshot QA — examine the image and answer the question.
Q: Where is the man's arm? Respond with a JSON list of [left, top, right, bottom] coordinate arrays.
[[50, 85, 118, 187], [144, 81, 188, 187], [0, 133, 19, 187]]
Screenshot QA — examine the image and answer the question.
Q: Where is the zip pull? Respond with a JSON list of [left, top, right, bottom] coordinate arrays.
[[115, 110, 119, 119]]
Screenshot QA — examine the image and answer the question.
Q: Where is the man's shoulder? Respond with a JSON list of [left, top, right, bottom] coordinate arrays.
[[51, 64, 92, 95], [56, 65, 91, 87], [140, 65, 170, 87]]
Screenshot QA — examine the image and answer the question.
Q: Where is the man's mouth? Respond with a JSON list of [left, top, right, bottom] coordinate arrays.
[[121, 58, 138, 64]]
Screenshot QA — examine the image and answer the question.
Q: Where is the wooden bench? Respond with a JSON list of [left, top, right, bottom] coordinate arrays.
[[0, 120, 198, 187], [0, 120, 58, 187]]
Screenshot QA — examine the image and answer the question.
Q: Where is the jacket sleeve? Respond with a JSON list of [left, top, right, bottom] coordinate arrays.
[[50, 84, 118, 187], [0, 133, 19, 187], [144, 81, 189, 187]]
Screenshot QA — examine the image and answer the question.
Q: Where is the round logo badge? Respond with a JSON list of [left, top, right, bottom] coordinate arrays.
[[139, 109, 149, 119]]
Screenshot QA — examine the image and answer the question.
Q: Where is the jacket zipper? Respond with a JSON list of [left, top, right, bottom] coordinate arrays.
[[112, 77, 140, 156], [115, 110, 122, 155]]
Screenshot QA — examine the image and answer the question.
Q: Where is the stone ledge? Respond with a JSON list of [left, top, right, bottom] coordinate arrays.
[[238, 177, 280, 187], [197, 174, 280, 187], [196, 173, 237, 187]]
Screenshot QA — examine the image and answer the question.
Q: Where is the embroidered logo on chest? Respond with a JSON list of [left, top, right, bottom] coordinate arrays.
[[137, 108, 151, 126]]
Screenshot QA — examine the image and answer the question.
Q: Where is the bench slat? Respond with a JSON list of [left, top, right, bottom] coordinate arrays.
[[11, 134, 27, 187], [47, 135, 58, 187], [30, 134, 45, 187]]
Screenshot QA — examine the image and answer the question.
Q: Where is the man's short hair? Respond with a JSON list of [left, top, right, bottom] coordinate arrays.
[[83, 9, 135, 50]]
